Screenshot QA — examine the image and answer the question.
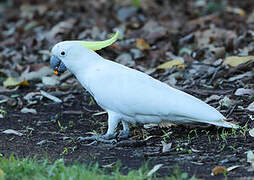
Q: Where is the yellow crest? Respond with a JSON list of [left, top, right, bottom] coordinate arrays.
[[78, 31, 119, 50]]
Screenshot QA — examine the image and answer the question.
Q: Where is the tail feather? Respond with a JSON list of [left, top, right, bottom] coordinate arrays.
[[207, 119, 239, 129]]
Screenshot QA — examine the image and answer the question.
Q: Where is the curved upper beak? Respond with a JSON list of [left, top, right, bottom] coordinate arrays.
[[50, 56, 67, 75]]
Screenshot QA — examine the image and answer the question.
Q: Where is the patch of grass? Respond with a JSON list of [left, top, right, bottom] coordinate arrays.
[[0, 155, 195, 180], [57, 120, 68, 132], [0, 109, 6, 117]]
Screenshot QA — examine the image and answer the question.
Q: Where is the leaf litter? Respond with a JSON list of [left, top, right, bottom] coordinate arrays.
[[0, 0, 254, 179]]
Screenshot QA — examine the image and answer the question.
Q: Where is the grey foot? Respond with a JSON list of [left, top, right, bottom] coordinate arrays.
[[117, 130, 130, 140], [77, 133, 117, 144]]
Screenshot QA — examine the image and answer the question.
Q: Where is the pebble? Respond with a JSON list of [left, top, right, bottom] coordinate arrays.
[[130, 48, 143, 59], [115, 53, 135, 67], [117, 7, 137, 21]]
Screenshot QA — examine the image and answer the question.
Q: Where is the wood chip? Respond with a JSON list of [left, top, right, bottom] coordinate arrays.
[[2, 129, 23, 136], [40, 90, 62, 103], [147, 164, 163, 177], [21, 107, 37, 114], [161, 141, 172, 153]]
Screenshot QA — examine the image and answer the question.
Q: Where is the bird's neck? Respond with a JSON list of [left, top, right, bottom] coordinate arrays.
[[72, 53, 104, 91], [72, 51, 103, 75]]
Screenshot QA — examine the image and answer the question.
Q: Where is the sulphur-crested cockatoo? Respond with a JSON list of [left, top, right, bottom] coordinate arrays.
[[50, 32, 238, 141]]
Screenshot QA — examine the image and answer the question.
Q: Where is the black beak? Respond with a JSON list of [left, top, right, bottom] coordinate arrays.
[[50, 56, 67, 75]]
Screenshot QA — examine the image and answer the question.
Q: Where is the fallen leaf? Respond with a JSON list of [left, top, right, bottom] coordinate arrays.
[[228, 71, 252, 82], [2, 129, 23, 136], [249, 128, 254, 137], [219, 96, 236, 108], [46, 18, 76, 39], [195, 28, 236, 48], [156, 59, 185, 70], [247, 151, 254, 170], [211, 166, 227, 176], [136, 38, 150, 50], [234, 88, 254, 96], [23, 92, 42, 105], [3, 77, 29, 88], [161, 141, 172, 153], [224, 56, 254, 67], [21, 66, 52, 81], [205, 95, 221, 103], [209, 46, 225, 58], [21, 107, 37, 114], [141, 20, 168, 44], [42, 76, 60, 86], [247, 101, 254, 112], [147, 164, 163, 177]]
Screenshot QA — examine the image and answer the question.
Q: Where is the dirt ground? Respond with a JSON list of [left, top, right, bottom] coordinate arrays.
[[1, 0, 254, 179]]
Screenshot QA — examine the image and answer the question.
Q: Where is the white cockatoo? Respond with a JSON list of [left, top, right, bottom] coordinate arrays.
[[50, 32, 238, 141]]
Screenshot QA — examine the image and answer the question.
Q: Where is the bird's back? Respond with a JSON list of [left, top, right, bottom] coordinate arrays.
[[83, 59, 225, 125]]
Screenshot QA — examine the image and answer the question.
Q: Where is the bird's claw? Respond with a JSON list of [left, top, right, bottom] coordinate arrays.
[[117, 130, 130, 140], [77, 133, 117, 144]]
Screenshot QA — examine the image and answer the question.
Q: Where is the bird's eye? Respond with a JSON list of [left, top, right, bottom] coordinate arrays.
[[60, 51, 66, 56]]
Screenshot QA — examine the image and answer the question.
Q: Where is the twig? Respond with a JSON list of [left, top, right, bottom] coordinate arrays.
[[226, 105, 237, 118]]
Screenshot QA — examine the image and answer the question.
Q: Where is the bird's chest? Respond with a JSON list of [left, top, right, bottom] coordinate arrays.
[[78, 72, 119, 110]]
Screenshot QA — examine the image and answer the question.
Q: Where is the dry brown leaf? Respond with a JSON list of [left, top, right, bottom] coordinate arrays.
[[224, 56, 254, 67], [136, 38, 150, 50], [46, 18, 76, 39], [157, 59, 185, 70], [195, 28, 236, 48], [211, 166, 227, 176]]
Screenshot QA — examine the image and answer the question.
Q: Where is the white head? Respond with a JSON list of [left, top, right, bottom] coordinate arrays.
[[50, 41, 102, 75], [50, 32, 119, 75]]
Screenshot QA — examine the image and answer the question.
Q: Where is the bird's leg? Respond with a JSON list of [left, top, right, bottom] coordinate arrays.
[[102, 111, 119, 139], [77, 111, 120, 143], [118, 120, 130, 140]]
